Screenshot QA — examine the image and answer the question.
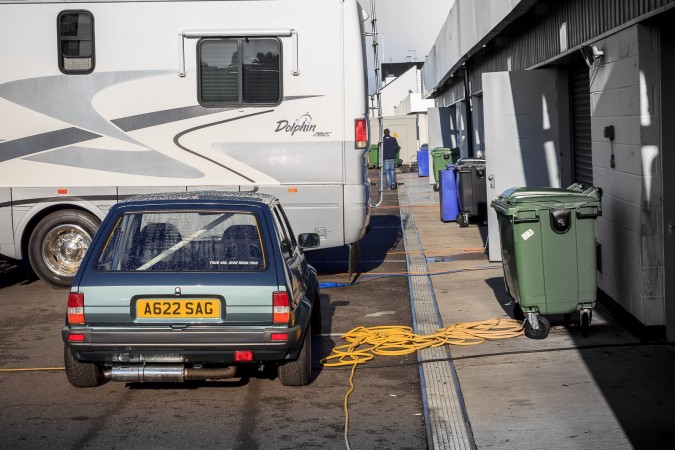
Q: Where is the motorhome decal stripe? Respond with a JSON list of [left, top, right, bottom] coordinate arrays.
[[0, 195, 118, 209], [284, 95, 324, 101], [112, 105, 234, 132], [0, 128, 101, 163], [173, 110, 275, 183], [112, 98, 319, 133], [25, 146, 204, 179]]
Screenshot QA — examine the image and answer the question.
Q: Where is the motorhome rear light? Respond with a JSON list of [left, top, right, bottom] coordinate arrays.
[[68, 334, 85, 342], [271, 333, 288, 341], [57, 188, 68, 195], [67, 292, 85, 325], [288, 187, 298, 193], [235, 351, 254, 362], [273, 291, 290, 324], [355, 118, 367, 149]]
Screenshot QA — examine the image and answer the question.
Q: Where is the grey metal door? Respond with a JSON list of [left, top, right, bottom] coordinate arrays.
[[483, 69, 567, 261]]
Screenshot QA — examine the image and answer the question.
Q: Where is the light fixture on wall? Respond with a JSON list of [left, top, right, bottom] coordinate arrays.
[[580, 45, 604, 68]]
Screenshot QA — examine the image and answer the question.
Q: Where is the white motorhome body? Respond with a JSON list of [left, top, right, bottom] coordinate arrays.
[[0, 0, 370, 286]]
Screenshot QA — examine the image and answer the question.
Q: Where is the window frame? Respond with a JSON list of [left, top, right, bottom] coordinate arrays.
[[197, 36, 283, 108], [57, 9, 95, 75]]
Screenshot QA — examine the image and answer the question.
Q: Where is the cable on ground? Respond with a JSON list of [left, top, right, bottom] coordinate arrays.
[[319, 265, 500, 289], [320, 318, 523, 449], [0, 367, 64, 372]]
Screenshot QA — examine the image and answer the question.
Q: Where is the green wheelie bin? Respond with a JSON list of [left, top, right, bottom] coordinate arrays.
[[431, 147, 459, 191], [368, 144, 379, 168], [491, 184, 602, 339], [369, 144, 402, 168]]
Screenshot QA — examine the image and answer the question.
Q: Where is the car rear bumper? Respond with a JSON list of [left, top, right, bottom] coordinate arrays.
[[62, 324, 304, 363]]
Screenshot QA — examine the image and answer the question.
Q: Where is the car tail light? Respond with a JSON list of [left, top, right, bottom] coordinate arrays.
[[271, 333, 288, 341], [355, 118, 367, 149], [273, 291, 290, 325], [235, 351, 254, 362], [67, 292, 85, 325], [68, 334, 85, 342]]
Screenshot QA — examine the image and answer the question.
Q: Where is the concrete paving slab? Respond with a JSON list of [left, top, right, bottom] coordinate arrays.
[[396, 171, 675, 450]]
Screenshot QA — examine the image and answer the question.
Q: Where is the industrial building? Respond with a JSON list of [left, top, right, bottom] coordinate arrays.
[[423, 0, 675, 340]]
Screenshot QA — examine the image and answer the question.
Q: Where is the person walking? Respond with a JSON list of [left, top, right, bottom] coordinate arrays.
[[382, 128, 401, 189]]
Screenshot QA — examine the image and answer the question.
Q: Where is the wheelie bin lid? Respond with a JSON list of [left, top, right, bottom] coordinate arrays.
[[431, 147, 452, 155], [491, 185, 602, 217], [455, 158, 485, 171]]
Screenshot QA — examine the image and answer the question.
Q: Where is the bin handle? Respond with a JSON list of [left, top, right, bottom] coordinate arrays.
[[513, 217, 540, 224], [576, 211, 601, 219]]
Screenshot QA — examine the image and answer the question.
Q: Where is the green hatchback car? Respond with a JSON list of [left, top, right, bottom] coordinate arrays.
[[62, 191, 321, 387]]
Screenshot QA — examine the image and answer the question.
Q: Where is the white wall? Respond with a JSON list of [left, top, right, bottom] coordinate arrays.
[[593, 24, 665, 326], [380, 67, 419, 116], [397, 93, 435, 115]]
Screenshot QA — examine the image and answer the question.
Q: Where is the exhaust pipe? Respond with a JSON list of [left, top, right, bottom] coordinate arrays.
[[106, 365, 237, 383]]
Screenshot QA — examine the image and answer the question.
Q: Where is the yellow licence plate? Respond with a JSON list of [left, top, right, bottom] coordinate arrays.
[[136, 299, 221, 319]]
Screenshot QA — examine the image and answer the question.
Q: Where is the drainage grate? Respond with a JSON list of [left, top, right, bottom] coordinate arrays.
[[398, 175, 475, 450]]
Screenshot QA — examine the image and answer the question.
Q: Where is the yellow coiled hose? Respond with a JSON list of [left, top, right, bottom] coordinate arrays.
[[321, 318, 524, 367], [320, 318, 524, 450]]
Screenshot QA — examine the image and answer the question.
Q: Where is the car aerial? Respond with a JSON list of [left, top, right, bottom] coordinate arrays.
[[62, 191, 321, 387]]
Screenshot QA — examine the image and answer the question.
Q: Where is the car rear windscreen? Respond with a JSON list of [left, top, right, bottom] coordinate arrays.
[[96, 211, 266, 272]]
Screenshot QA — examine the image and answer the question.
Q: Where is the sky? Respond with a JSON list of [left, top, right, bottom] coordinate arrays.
[[369, 0, 453, 63], [363, 0, 454, 92]]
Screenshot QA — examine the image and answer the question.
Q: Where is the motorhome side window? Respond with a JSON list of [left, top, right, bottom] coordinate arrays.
[[198, 38, 281, 106], [57, 11, 95, 74]]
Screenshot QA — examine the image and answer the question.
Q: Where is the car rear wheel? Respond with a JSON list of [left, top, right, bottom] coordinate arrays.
[[64, 345, 105, 387], [278, 323, 311, 386], [28, 210, 99, 287]]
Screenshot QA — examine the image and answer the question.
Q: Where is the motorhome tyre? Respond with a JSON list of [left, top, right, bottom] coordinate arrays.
[[28, 210, 100, 287]]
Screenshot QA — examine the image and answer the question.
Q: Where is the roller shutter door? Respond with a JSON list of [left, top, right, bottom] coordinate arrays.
[[570, 66, 593, 187]]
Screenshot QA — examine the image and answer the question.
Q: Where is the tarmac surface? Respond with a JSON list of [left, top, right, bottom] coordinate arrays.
[[395, 170, 675, 450]]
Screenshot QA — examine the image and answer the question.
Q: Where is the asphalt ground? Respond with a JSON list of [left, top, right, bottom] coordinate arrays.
[[0, 175, 428, 449]]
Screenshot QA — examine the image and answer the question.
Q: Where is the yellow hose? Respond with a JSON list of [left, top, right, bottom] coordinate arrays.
[[321, 318, 524, 450], [0, 367, 64, 372], [321, 318, 523, 367]]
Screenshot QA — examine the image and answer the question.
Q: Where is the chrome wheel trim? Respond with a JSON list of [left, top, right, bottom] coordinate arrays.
[[41, 224, 92, 277]]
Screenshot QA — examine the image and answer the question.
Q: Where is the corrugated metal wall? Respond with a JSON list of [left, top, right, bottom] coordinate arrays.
[[464, 0, 675, 93]]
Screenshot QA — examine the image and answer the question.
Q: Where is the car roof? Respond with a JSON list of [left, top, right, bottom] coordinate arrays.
[[118, 190, 278, 207]]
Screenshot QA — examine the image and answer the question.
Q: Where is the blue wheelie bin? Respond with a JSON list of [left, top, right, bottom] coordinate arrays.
[[417, 149, 429, 177], [439, 165, 459, 222]]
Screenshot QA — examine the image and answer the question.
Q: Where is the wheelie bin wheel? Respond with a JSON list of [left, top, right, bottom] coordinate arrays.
[[524, 315, 550, 340], [433, 182, 440, 192], [581, 309, 592, 337], [458, 212, 470, 228]]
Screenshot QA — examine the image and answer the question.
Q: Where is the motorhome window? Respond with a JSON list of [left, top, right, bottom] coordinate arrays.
[[199, 38, 281, 106], [57, 11, 94, 74]]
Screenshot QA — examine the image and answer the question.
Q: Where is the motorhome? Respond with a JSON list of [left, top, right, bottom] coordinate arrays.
[[0, 0, 370, 286]]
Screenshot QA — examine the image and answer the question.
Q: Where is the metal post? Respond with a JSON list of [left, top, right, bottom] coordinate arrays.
[[368, 0, 384, 207], [463, 64, 474, 158]]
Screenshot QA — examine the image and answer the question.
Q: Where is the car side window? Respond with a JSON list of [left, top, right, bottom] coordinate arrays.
[[272, 206, 294, 259], [278, 206, 298, 249]]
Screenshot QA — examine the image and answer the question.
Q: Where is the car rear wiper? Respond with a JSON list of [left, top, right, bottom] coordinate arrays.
[[137, 214, 231, 271]]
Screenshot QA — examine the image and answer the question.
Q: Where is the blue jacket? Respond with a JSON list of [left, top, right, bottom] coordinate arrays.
[[382, 135, 400, 160]]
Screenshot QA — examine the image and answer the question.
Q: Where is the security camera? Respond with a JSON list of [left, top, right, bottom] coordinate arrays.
[[580, 45, 604, 68]]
